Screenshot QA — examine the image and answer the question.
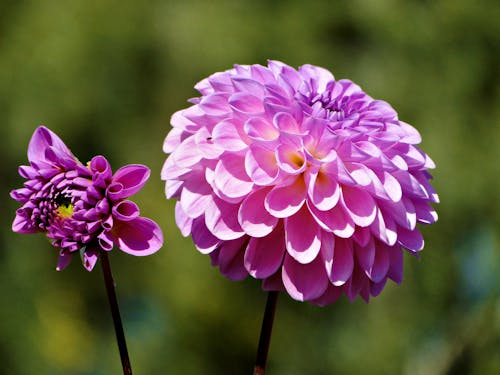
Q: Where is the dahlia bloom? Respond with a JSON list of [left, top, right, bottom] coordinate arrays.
[[11, 126, 163, 271], [162, 61, 438, 305]]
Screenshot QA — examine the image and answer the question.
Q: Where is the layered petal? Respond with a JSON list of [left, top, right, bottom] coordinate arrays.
[[108, 165, 150, 200], [161, 60, 438, 304], [12, 127, 163, 271], [113, 217, 163, 256]]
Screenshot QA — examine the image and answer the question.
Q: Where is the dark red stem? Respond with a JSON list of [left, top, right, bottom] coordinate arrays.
[[253, 291, 279, 375], [100, 251, 132, 375]]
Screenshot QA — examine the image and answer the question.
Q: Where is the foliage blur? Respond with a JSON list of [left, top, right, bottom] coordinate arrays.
[[1, 0, 499, 374]]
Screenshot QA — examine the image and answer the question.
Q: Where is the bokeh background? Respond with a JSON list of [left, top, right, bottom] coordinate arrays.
[[1, 1, 499, 374]]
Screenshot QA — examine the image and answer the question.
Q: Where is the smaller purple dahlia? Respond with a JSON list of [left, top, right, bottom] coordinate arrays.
[[11, 126, 163, 271]]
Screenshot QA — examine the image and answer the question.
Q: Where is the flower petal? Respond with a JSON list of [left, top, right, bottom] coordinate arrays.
[[306, 170, 340, 211], [244, 117, 279, 142], [308, 202, 355, 238], [175, 201, 193, 237], [12, 209, 37, 233], [212, 120, 248, 151], [28, 126, 75, 168], [56, 252, 72, 271], [328, 238, 354, 286], [82, 248, 99, 271], [354, 238, 375, 273], [284, 205, 321, 264], [218, 236, 249, 281], [387, 246, 403, 284], [113, 217, 163, 256], [310, 284, 344, 306], [265, 176, 306, 218], [214, 156, 254, 201], [229, 92, 264, 114], [238, 187, 278, 237], [414, 200, 438, 224], [341, 185, 377, 227], [245, 145, 279, 185], [109, 164, 150, 200], [205, 196, 245, 240], [276, 142, 306, 174], [112, 200, 140, 222], [244, 222, 286, 278], [172, 135, 203, 168], [398, 227, 424, 252], [367, 242, 390, 283], [180, 172, 213, 218], [90, 155, 112, 188], [282, 253, 329, 301], [191, 217, 220, 254]]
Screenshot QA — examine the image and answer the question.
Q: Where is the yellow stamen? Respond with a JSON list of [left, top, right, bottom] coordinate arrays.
[[56, 203, 74, 219]]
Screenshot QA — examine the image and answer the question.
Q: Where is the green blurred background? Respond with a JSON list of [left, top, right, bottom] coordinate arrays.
[[1, 0, 499, 374]]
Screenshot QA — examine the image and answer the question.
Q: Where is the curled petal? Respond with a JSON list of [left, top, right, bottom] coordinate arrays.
[[28, 126, 76, 168], [109, 164, 150, 200], [370, 209, 398, 246], [98, 231, 114, 251], [199, 93, 231, 116], [112, 217, 163, 256], [82, 248, 99, 271], [90, 156, 112, 188], [414, 200, 438, 224], [112, 200, 140, 221], [163, 127, 185, 153], [12, 209, 38, 233]]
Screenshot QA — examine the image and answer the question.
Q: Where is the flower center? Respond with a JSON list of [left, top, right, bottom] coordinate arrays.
[[55, 194, 74, 219]]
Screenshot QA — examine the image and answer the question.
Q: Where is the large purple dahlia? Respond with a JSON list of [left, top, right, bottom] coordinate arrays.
[[11, 126, 163, 271], [162, 61, 438, 305]]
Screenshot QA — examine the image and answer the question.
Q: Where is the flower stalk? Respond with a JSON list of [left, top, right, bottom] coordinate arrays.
[[100, 251, 133, 375], [254, 291, 279, 375]]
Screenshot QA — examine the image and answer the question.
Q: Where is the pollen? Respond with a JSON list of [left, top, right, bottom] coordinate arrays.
[[56, 203, 74, 218]]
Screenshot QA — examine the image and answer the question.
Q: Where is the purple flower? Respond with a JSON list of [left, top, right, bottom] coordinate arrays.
[[162, 61, 438, 305], [11, 126, 163, 271]]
